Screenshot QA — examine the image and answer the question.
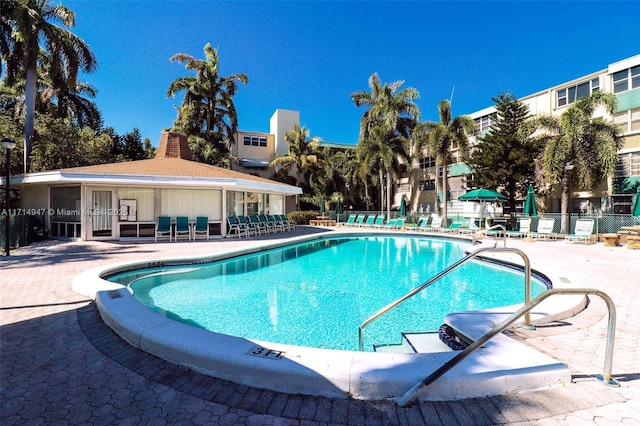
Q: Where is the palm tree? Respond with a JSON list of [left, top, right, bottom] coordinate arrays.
[[528, 91, 623, 233], [167, 43, 248, 154], [351, 73, 419, 218], [2, 0, 97, 173], [417, 100, 476, 224], [269, 124, 322, 209]]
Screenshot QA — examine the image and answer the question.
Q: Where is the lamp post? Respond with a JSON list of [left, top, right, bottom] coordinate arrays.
[[565, 162, 575, 235], [2, 137, 16, 256]]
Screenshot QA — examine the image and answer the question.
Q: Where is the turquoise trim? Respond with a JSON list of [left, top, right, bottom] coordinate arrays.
[[449, 163, 472, 177], [616, 89, 640, 111]]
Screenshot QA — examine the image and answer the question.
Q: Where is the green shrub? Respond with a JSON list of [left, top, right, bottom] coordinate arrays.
[[287, 211, 320, 225]]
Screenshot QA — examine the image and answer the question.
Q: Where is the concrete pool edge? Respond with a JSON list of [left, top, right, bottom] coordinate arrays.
[[73, 232, 580, 401]]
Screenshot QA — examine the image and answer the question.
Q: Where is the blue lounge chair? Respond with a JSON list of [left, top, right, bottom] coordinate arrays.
[[155, 216, 172, 242], [372, 215, 386, 228], [175, 216, 191, 241], [360, 214, 376, 227], [342, 214, 357, 226], [248, 215, 265, 235], [194, 216, 210, 240], [267, 215, 285, 232]]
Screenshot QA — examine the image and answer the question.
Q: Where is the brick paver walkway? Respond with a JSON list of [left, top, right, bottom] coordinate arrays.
[[1, 228, 639, 424]]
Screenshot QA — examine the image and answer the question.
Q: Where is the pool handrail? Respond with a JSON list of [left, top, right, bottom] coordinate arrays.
[[395, 288, 619, 407], [358, 247, 532, 351]]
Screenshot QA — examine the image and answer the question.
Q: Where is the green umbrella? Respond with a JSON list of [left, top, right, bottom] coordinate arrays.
[[633, 186, 640, 216], [458, 189, 508, 227], [335, 198, 343, 221], [399, 194, 406, 217], [523, 184, 538, 217], [320, 197, 325, 215]]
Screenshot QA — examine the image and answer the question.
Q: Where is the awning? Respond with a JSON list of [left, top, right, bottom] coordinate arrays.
[[241, 158, 270, 168], [449, 163, 473, 177]]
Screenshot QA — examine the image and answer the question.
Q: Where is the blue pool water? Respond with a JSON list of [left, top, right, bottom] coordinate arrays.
[[108, 236, 548, 351]]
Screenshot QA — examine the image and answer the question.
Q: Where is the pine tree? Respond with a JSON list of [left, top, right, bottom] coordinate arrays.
[[469, 92, 541, 213]]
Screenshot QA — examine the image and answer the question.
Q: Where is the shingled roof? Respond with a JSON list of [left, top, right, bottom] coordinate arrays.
[[18, 132, 301, 194]]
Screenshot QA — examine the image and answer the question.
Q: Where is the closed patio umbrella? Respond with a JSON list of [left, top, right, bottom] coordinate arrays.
[[523, 184, 538, 217], [633, 186, 640, 216], [320, 197, 325, 215], [399, 194, 406, 217], [458, 188, 508, 227], [335, 198, 343, 221]]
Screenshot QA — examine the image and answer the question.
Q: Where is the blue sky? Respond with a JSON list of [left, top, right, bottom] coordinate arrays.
[[64, 1, 640, 146]]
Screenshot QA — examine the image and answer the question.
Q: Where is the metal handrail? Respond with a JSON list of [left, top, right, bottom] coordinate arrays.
[[473, 224, 507, 247], [396, 288, 619, 407], [358, 246, 532, 351]]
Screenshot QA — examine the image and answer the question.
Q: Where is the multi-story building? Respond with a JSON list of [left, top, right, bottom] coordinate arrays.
[[422, 54, 640, 217]]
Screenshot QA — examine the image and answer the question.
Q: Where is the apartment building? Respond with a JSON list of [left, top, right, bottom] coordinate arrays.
[[452, 54, 640, 216]]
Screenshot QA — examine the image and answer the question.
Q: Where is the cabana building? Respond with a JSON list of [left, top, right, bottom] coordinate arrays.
[[12, 132, 302, 241]]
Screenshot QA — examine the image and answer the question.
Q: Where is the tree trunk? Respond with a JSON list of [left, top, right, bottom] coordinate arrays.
[[442, 166, 448, 225], [561, 171, 570, 234], [386, 170, 392, 220], [434, 167, 441, 215], [24, 65, 37, 173]]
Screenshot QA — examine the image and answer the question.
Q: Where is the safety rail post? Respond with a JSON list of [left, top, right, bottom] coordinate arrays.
[[395, 288, 619, 407], [358, 246, 533, 351]]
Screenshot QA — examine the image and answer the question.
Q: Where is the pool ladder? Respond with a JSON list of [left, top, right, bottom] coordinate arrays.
[[358, 246, 534, 352], [356, 247, 619, 406]]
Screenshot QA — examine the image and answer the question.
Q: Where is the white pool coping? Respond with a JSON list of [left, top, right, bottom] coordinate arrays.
[[72, 232, 584, 401]]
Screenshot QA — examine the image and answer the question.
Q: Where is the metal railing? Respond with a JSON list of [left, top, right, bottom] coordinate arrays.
[[473, 224, 507, 247], [395, 288, 619, 407], [358, 246, 532, 351]]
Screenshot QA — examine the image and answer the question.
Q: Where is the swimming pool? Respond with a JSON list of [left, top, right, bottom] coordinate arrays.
[[108, 235, 548, 351]]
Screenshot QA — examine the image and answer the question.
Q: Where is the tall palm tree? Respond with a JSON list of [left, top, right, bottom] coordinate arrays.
[[418, 100, 475, 224], [269, 124, 322, 209], [2, 0, 97, 173], [528, 91, 623, 233], [167, 43, 248, 152], [351, 73, 419, 218]]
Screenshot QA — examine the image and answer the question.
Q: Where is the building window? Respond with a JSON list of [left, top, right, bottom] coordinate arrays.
[[615, 151, 640, 178], [419, 156, 436, 169], [613, 108, 640, 133], [419, 179, 436, 191], [474, 114, 496, 133], [556, 78, 600, 107], [243, 135, 268, 147], [613, 66, 640, 94]]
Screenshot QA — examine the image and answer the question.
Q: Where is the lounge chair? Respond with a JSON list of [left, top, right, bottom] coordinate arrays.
[[458, 219, 480, 235], [405, 217, 429, 231], [360, 214, 376, 227], [351, 214, 365, 227], [193, 216, 210, 240], [566, 219, 595, 244], [155, 216, 172, 242], [440, 221, 463, 233], [342, 214, 357, 226], [506, 218, 532, 238], [530, 218, 556, 240], [486, 218, 508, 237], [419, 216, 443, 232], [372, 215, 386, 228], [175, 216, 191, 241], [382, 218, 397, 229]]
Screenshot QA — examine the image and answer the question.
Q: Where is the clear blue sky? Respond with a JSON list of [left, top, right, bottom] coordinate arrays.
[[65, 0, 640, 147]]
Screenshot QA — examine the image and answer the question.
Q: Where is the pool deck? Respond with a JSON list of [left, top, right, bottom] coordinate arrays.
[[1, 226, 639, 424]]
